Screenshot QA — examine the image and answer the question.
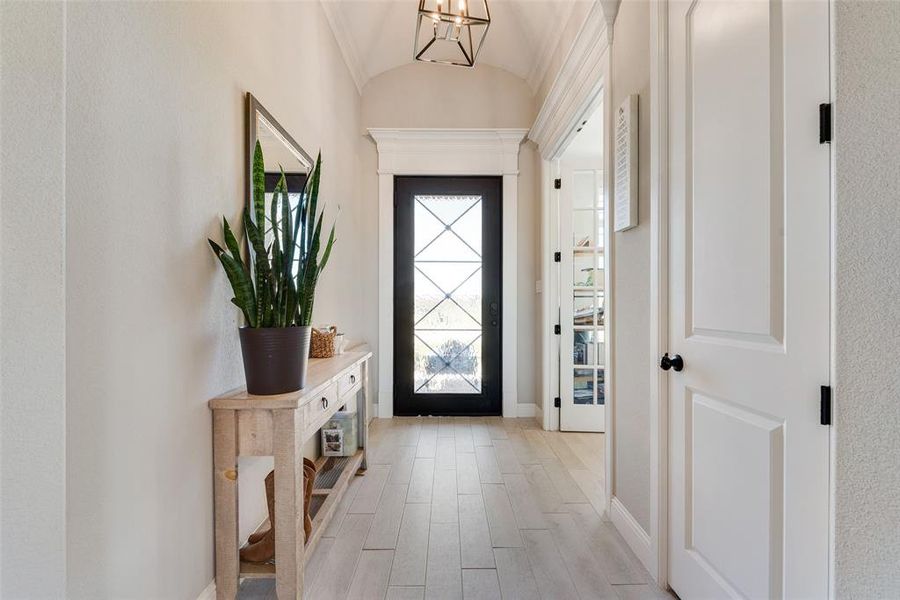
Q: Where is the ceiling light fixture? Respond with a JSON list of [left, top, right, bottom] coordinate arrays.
[[414, 0, 490, 68]]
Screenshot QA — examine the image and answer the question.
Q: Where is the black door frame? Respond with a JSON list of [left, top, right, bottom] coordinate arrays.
[[393, 175, 503, 416]]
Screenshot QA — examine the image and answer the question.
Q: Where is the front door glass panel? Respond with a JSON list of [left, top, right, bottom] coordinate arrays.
[[413, 195, 483, 394]]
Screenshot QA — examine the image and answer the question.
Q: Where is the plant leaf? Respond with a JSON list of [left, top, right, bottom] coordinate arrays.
[[210, 239, 257, 326], [280, 171, 293, 283], [253, 141, 266, 239], [319, 222, 337, 272], [222, 217, 247, 276]]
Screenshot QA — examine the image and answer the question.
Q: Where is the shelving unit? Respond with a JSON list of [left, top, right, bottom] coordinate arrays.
[[236, 450, 364, 580], [208, 348, 373, 599]]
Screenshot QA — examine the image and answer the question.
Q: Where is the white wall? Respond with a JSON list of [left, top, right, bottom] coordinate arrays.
[[833, 1, 900, 595], [360, 62, 543, 410], [0, 2, 68, 597], [609, 0, 652, 534], [63, 3, 362, 598]]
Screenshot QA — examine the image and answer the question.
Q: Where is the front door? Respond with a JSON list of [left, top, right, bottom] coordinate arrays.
[[394, 176, 502, 416], [666, 1, 830, 598]]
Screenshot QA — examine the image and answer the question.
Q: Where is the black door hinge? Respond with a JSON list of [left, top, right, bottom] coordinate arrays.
[[554, 251, 561, 263], [820, 385, 832, 426], [554, 324, 561, 335], [819, 103, 832, 144], [554, 178, 562, 190], [554, 397, 561, 408]]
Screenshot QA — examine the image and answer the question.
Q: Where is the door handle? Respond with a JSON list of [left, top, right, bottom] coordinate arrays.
[[660, 353, 684, 372], [489, 302, 499, 316]]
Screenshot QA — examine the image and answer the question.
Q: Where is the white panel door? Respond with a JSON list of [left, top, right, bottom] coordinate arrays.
[[560, 161, 606, 432], [666, 1, 830, 598]]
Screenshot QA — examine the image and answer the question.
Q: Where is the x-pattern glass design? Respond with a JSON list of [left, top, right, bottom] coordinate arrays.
[[413, 195, 483, 394]]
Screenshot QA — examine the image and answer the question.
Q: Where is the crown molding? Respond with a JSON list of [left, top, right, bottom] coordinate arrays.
[[368, 128, 528, 175], [529, 1, 610, 159], [320, 0, 367, 94], [525, 0, 580, 93]]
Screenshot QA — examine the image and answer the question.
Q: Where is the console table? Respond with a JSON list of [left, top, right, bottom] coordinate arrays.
[[208, 348, 372, 599]]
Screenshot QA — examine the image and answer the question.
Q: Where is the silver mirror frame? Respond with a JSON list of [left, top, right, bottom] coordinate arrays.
[[245, 92, 314, 212]]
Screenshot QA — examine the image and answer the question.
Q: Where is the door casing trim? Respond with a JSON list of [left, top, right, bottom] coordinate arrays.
[[649, 0, 669, 589], [368, 128, 528, 419]]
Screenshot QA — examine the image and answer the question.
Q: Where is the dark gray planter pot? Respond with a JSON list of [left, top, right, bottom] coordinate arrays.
[[239, 326, 312, 395]]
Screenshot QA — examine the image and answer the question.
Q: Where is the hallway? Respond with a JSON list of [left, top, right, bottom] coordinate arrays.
[[240, 417, 669, 599]]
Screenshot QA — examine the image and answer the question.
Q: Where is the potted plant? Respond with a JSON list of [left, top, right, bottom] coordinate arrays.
[[208, 142, 336, 394]]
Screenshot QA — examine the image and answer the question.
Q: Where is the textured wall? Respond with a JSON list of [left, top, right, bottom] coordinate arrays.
[[64, 3, 362, 597], [0, 2, 68, 597], [610, 0, 652, 533], [833, 2, 900, 596], [360, 62, 543, 409]]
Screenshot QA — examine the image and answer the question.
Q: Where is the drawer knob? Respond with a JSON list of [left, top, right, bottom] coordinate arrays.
[[322, 397, 329, 409], [350, 374, 356, 384]]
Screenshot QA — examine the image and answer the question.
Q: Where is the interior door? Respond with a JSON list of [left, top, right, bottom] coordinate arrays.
[[559, 160, 606, 432], [394, 176, 502, 416], [666, 1, 830, 598]]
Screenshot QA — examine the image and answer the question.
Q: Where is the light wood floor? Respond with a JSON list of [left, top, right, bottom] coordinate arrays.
[[239, 417, 672, 600]]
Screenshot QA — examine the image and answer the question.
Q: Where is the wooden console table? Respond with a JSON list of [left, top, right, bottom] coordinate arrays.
[[208, 348, 372, 599]]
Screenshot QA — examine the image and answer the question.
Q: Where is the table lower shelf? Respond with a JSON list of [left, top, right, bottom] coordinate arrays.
[[238, 449, 365, 579]]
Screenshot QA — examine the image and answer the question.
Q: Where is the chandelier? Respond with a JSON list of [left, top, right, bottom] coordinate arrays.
[[414, 0, 491, 68]]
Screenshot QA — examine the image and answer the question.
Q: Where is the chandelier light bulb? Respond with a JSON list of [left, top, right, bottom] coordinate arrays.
[[458, 0, 466, 12]]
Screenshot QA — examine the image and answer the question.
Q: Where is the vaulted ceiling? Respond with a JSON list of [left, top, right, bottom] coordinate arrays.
[[322, 0, 592, 93]]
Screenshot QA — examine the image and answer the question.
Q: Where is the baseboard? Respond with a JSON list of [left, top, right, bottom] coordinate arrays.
[[196, 579, 216, 600], [610, 496, 653, 574], [516, 403, 538, 418], [378, 391, 393, 418]]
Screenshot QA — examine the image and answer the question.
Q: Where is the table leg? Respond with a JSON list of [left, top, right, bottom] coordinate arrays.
[[359, 359, 370, 472], [273, 408, 305, 599], [213, 410, 239, 599]]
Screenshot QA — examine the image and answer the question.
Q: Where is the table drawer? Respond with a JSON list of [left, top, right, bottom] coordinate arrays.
[[337, 363, 362, 398], [304, 383, 338, 435]]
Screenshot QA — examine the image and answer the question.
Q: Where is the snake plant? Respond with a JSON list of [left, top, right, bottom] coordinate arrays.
[[209, 141, 336, 328]]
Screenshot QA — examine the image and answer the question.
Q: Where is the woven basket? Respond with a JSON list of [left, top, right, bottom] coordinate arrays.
[[310, 326, 338, 358]]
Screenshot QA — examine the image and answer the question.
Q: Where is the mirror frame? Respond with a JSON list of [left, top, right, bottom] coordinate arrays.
[[245, 92, 314, 213]]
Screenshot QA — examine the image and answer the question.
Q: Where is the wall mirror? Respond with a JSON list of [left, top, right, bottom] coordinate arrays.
[[246, 92, 313, 215]]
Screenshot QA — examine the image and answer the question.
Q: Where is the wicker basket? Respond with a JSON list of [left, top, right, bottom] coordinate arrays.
[[310, 326, 338, 358]]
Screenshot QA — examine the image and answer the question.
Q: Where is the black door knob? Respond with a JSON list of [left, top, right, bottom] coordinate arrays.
[[660, 353, 684, 372]]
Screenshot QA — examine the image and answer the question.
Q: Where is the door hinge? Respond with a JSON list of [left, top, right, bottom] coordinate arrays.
[[819, 103, 832, 144], [820, 385, 832, 426], [554, 251, 561, 263], [554, 397, 561, 408], [554, 178, 562, 190], [554, 324, 561, 335]]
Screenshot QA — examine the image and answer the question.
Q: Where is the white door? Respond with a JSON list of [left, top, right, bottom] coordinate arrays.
[[560, 160, 606, 432], [666, 1, 830, 598]]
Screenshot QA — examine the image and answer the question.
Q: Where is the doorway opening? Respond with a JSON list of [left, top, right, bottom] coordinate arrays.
[[554, 102, 608, 433], [393, 176, 503, 416]]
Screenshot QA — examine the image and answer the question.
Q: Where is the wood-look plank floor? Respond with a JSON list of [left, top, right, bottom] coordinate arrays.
[[238, 417, 673, 600]]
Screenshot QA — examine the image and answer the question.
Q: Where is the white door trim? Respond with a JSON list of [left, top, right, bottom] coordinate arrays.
[[648, 0, 669, 588], [531, 0, 611, 433], [368, 128, 528, 419], [530, 1, 610, 160]]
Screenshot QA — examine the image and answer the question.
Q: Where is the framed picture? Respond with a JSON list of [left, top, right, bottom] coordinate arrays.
[[614, 94, 639, 231], [322, 428, 344, 456]]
